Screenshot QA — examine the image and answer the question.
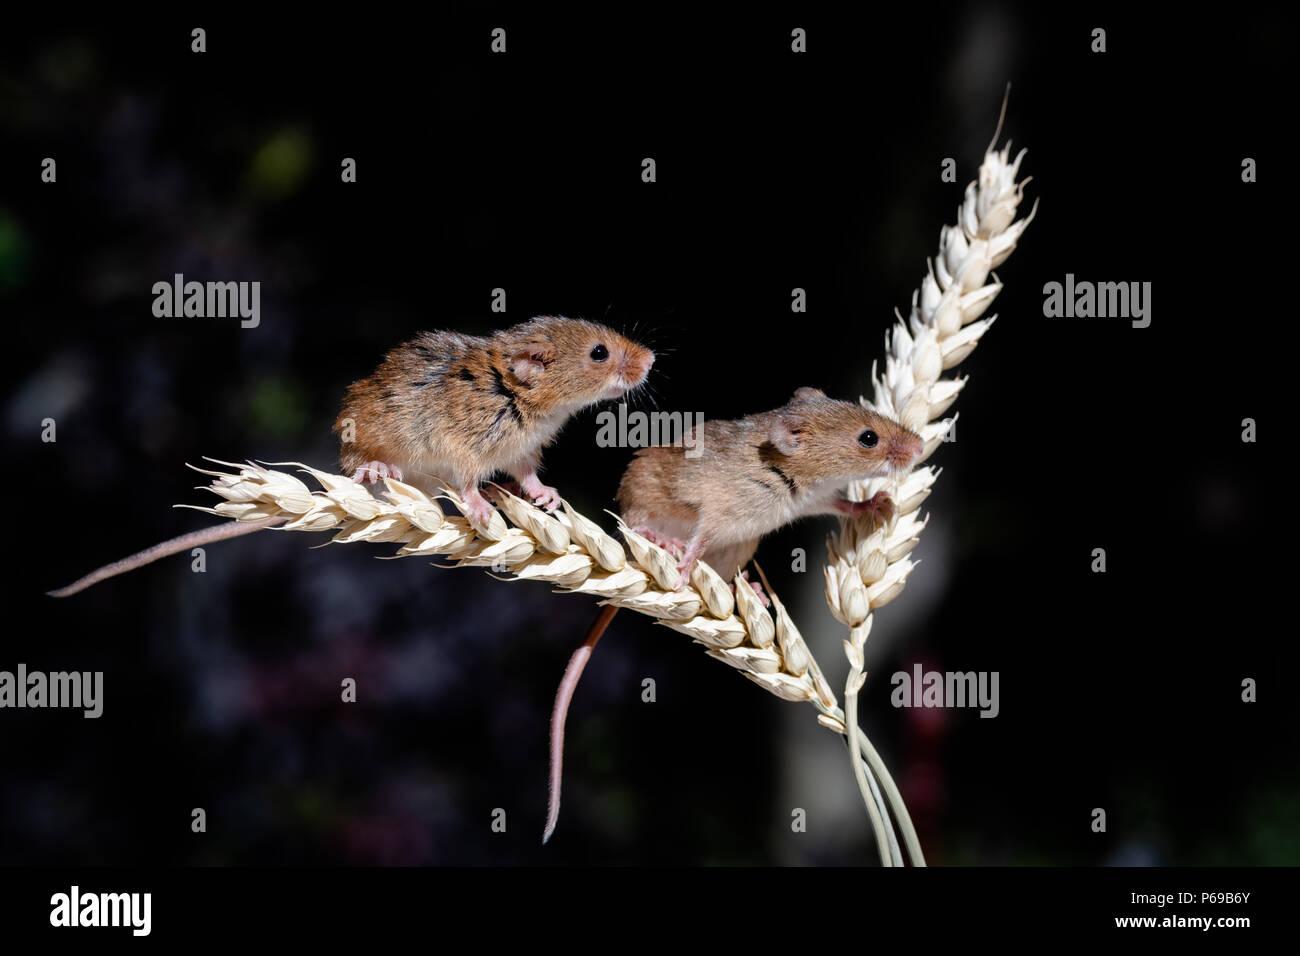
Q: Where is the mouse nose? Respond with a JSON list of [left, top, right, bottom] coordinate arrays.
[[890, 433, 925, 468], [621, 349, 653, 384]]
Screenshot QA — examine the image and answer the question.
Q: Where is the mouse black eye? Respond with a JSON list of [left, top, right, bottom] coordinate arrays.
[[858, 429, 879, 448], [590, 344, 609, 362]]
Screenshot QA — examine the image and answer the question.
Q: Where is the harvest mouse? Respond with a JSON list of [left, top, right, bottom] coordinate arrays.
[[48, 316, 654, 597], [334, 315, 654, 522], [617, 386, 924, 586], [543, 387, 925, 842]]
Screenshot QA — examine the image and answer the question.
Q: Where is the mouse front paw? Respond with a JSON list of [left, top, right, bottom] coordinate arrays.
[[520, 476, 562, 512], [461, 487, 497, 525], [836, 490, 895, 524], [352, 460, 405, 484]]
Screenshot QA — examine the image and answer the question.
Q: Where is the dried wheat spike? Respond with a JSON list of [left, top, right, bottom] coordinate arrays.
[[183, 461, 833, 709]]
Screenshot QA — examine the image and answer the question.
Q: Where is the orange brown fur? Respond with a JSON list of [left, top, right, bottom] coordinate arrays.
[[617, 387, 923, 581], [334, 316, 653, 511]]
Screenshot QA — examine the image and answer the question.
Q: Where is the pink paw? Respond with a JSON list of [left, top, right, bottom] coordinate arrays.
[[529, 485, 562, 512], [837, 490, 895, 524], [865, 491, 896, 524], [461, 489, 497, 526], [352, 461, 404, 484], [740, 571, 771, 608], [671, 556, 701, 591], [633, 527, 686, 557], [518, 476, 561, 512]]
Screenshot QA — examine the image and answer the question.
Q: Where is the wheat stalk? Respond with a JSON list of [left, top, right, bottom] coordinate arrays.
[[826, 116, 1036, 865]]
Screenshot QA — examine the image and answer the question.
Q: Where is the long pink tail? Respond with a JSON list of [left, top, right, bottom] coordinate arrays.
[[543, 603, 620, 844], [46, 517, 284, 598]]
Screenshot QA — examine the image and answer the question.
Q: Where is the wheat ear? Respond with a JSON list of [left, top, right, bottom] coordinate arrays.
[[826, 111, 1036, 864], [182, 463, 841, 706]]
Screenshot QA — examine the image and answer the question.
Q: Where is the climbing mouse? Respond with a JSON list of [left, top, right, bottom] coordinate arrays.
[[543, 387, 924, 842], [48, 315, 653, 597], [334, 315, 654, 522], [617, 385, 924, 587]]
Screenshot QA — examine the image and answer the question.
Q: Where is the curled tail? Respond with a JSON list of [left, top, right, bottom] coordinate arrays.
[[543, 603, 620, 844], [46, 517, 284, 598]]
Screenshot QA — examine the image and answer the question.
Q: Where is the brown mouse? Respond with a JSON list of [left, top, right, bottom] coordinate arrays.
[[335, 315, 654, 523], [48, 316, 653, 597], [543, 387, 924, 842], [617, 385, 924, 587]]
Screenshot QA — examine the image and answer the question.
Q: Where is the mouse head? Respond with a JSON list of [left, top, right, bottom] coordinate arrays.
[[767, 387, 924, 484], [502, 316, 654, 412]]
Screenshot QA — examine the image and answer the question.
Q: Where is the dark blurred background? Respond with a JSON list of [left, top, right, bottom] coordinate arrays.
[[1, 7, 1292, 865]]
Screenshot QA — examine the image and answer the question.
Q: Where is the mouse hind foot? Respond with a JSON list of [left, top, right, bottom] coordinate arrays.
[[352, 460, 405, 484], [631, 527, 687, 558], [737, 570, 771, 608]]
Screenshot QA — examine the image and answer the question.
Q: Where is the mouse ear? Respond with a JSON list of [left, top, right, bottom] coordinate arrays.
[[508, 338, 556, 384], [768, 412, 807, 455], [791, 386, 825, 402]]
